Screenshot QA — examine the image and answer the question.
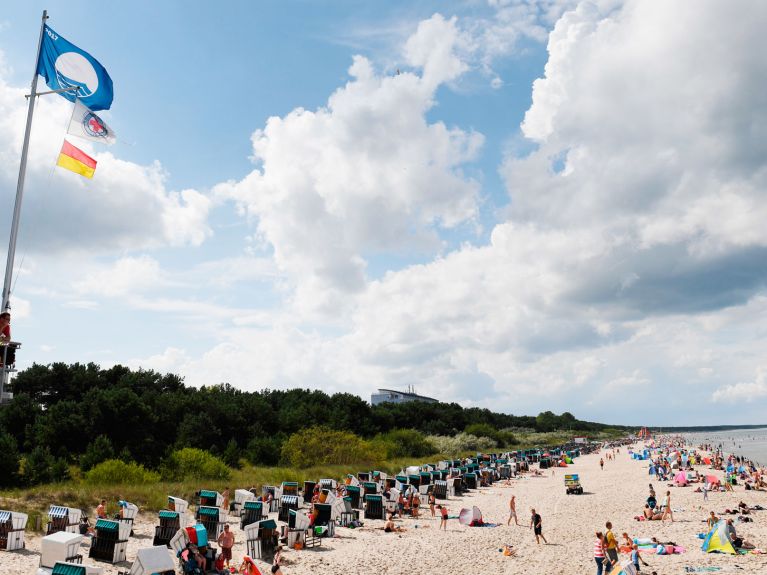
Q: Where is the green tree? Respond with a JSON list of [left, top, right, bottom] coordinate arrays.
[[80, 435, 115, 471], [24, 445, 55, 485], [0, 432, 21, 487]]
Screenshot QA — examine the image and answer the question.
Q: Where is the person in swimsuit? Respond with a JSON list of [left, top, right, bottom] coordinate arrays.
[[507, 494, 518, 526]]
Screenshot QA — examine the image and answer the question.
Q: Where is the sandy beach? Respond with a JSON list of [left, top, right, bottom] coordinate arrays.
[[3, 442, 767, 575]]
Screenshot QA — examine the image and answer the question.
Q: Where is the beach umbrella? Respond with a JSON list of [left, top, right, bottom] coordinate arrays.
[[674, 472, 688, 486], [704, 475, 720, 485]]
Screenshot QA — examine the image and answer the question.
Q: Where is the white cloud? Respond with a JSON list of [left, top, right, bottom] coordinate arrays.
[[73, 256, 168, 297], [711, 369, 767, 404], [216, 16, 483, 313]]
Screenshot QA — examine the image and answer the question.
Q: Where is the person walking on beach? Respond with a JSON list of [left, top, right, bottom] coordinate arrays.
[[507, 494, 518, 526], [217, 523, 235, 569], [437, 504, 448, 530], [600, 458, 605, 470], [661, 491, 674, 522], [428, 491, 436, 517], [594, 531, 607, 575], [604, 522, 619, 568], [96, 499, 107, 519], [530, 508, 547, 544]]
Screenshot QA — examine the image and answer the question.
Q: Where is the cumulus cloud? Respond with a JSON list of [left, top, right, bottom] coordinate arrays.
[[216, 13, 483, 313], [712, 369, 767, 404]]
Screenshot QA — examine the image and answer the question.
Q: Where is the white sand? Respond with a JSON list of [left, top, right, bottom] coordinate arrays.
[[3, 444, 767, 574]]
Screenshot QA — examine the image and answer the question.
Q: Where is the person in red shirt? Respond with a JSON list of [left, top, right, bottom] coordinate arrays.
[[0, 312, 10, 342]]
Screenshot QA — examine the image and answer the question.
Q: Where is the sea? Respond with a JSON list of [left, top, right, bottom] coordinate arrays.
[[682, 427, 767, 466]]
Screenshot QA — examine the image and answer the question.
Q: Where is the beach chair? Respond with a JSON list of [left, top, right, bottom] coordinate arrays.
[[362, 481, 378, 499], [364, 494, 385, 521], [0, 510, 27, 550], [40, 531, 84, 568], [46, 562, 103, 575], [278, 495, 300, 523], [281, 481, 299, 497], [244, 519, 277, 559], [240, 501, 265, 530], [167, 497, 189, 521], [336, 497, 358, 526], [312, 503, 335, 538], [464, 473, 478, 490], [88, 519, 130, 564], [433, 480, 448, 500], [47, 506, 82, 535], [117, 545, 175, 575], [262, 486, 279, 513], [194, 506, 223, 541], [449, 477, 462, 497], [233, 489, 256, 517], [197, 490, 223, 509], [286, 509, 311, 548], [117, 501, 138, 533], [357, 471, 370, 483], [345, 485, 361, 509], [303, 481, 317, 504], [564, 474, 583, 494], [319, 478, 337, 491], [419, 472, 432, 494], [153, 510, 183, 547]]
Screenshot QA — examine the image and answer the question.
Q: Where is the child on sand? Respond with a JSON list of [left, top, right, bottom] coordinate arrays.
[[437, 504, 448, 531]]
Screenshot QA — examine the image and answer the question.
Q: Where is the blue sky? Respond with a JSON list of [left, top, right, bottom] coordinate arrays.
[[1, 1, 766, 426]]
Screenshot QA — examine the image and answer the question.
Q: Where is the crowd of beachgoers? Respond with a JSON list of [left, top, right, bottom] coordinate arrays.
[[3, 433, 767, 575]]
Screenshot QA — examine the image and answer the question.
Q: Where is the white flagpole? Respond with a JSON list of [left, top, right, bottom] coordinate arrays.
[[1, 10, 48, 313], [0, 10, 48, 402]]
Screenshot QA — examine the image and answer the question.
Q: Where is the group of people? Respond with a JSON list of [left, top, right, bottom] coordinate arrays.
[[638, 485, 674, 522], [594, 521, 651, 575]]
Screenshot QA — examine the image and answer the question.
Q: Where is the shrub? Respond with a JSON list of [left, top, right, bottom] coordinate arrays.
[[371, 429, 435, 459], [464, 423, 500, 445], [426, 433, 497, 455], [281, 426, 377, 468], [246, 436, 283, 466], [84, 459, 160, 484], [80, 435, 115, 471], [161, 448, 231, 481], [496, 430, 519, 447]]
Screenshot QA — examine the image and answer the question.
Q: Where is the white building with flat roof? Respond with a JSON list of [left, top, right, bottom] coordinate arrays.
[[371, 387, 438, 406]]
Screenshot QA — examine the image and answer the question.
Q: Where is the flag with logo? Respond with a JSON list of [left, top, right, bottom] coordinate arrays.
[[67, 99, 116, 144], [56, 140, 97, 178], [36, 25, 113, 111]]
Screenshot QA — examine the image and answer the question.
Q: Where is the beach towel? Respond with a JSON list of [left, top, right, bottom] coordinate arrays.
[[684, 567, 721, 573]]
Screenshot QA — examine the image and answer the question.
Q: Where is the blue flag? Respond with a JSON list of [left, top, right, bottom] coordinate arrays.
[[36, 25, 113, 111]]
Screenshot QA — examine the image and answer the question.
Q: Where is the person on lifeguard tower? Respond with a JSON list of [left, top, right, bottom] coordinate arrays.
[[0, 312, 10, 342]]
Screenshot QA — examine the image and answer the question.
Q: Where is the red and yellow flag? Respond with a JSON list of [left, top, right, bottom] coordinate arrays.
[[56, 139, 97, 178]]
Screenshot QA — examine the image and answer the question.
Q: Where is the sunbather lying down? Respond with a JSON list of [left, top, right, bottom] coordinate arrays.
[[499, 545, 517, 556], [383, 520, 406, 533]]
